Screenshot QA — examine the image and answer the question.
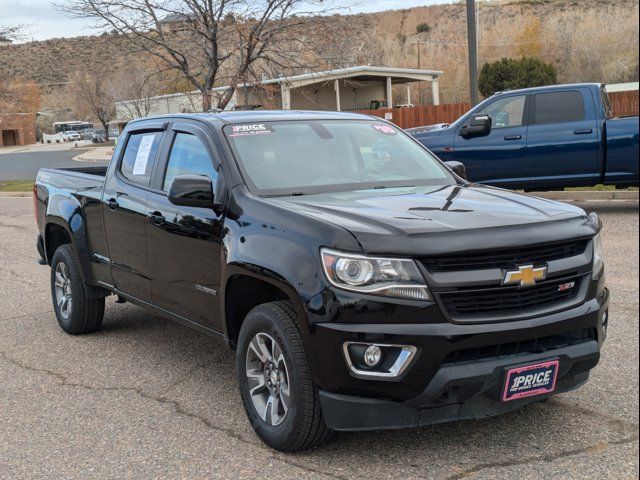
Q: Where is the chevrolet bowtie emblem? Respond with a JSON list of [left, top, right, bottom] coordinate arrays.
[[503, 264, 547, 287]]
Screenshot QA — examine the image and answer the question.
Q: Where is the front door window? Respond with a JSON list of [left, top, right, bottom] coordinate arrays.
[[478, 95, 527, 129]]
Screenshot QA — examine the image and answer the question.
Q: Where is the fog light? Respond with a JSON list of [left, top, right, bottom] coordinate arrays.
[[343, 342, 417, 380], [364, 345, 382, 367], [602, 310, 609, 341]]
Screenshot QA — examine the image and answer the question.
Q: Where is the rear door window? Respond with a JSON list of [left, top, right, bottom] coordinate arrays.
[[120, 131, 163, 186], [533, 91, 585, 124]]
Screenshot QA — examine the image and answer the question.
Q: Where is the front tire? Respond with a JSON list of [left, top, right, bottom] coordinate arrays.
[[236, 301, 333, 451], [50, 244, 104, 334]]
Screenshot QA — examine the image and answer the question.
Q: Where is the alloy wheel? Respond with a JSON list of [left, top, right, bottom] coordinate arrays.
[[54, 262, 72, 319], [245, 332, 291, 426]]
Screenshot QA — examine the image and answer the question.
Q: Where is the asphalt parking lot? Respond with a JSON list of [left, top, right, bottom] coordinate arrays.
[[0, 148, 108, 181], [0, 197, 637, 479]]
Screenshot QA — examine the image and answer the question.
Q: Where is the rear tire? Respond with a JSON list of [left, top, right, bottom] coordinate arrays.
[[50, 244, 104, 334], [236, 301, 333, 451]]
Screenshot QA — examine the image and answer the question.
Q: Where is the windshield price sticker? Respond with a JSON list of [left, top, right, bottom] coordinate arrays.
[[372, 124, 397, 135], [133, 135, 156, 175], [229, 123, 274, 137]]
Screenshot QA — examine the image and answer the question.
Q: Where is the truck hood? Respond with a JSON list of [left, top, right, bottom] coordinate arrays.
[[270, 185, 594, 256]]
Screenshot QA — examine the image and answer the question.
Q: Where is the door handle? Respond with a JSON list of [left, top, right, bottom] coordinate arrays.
[[504, 135, 522, 141], [574, 128, 593, 135], [106, 198, 119, 210], [148, 212, 165, 225]]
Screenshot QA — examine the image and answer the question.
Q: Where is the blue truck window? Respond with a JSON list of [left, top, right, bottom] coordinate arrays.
[[477, 95, 526, 128], [534, 91, 585, 124], [163, 133, 218, 191]]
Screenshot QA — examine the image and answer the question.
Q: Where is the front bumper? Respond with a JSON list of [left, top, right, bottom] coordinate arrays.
[[305, 283, 609, 430], [319, 341, 597, 431]]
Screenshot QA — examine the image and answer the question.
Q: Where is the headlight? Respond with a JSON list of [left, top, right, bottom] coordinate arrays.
[[592, 232, 604, 278], [321, 248, 431, 301]]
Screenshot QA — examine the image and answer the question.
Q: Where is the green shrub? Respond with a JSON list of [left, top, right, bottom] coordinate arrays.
[[478, 57, 557, 97], [416, 23, 431, 34]]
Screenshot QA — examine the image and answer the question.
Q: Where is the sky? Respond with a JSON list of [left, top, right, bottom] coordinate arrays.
[[0, 0, 447, 41], [0, 0, 451, 42]]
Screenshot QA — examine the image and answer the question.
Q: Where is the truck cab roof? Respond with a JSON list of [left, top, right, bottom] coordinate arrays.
[[126, 110, 377, 128], [491, 83, 604, 97]]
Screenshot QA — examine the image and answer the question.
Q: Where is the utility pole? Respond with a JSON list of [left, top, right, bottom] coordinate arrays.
[[466, 0, 479, 106], [409, 40, 424, 104]]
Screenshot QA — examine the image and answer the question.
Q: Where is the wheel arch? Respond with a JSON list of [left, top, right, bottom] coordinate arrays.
[[223, 265, 309, 350], [44, 215, 106, 297], [44, 220, 73, 265]]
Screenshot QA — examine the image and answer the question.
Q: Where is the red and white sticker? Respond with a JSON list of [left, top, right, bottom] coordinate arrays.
[[228, 123, 274, 137], [372, 124, 397, 135]]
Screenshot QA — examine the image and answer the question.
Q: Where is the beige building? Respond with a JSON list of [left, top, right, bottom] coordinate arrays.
[[115, 66, 443, 120]]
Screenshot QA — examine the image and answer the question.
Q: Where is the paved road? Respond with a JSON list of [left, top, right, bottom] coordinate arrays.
[[0, 197, 637, 479], [0, 150, 108, 181]]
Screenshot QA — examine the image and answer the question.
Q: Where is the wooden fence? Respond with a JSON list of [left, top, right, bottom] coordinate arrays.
[[353, 103, 471, 129], [609, 90, 639, 118], [355, 90, 638, 130]]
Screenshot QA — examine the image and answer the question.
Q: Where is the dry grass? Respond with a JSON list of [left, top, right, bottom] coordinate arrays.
[[361, 0, 639, 103]]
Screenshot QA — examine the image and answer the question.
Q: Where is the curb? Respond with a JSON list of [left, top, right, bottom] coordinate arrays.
[[525, 190, 638, 201], [0, 192, 32, 197], [0, 147, 32, 155], [72, 147, 114, 163], [72, 154, 111, 162]]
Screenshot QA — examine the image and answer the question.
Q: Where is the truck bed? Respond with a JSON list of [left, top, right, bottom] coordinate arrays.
[[41, 165, 108, 178], [604, 115, 639, 186], [37, 166, 107, 191]]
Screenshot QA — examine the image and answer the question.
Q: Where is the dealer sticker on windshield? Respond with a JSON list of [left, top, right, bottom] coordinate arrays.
[[502, 359, 559, 402], [372, 124, 397, 135], [228, 123, 274, 137]]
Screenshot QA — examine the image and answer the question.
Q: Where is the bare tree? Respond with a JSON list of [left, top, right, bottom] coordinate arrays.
[[109, 63, 164, 120], [0, 22, 27, 41], [68, 70, 115, 141], [0, 23, 27, 112], [59, 0, 346, 111]]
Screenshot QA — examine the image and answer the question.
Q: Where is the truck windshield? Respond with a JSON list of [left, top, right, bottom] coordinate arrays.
[[224, 120, 453, 195]]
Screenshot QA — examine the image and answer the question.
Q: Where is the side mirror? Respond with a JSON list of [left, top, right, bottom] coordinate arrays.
[[168, 175, 217, 209], [445, 161, 468, 180], [460, 114, 491, 139]]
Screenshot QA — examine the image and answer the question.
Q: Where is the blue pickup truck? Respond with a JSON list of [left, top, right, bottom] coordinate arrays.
[[409, 83, 638, 190]]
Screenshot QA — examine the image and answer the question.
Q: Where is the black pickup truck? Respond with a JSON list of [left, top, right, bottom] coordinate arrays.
[[35, 111, 609, 451]]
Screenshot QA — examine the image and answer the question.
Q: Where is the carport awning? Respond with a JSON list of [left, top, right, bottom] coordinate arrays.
[[259, 65, 442, 89], [256, 66, 443, 110]]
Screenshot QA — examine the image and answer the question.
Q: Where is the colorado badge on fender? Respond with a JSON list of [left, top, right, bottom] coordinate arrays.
[[502, 360, 559, 402]]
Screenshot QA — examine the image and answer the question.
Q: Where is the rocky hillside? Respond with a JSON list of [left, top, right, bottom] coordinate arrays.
[[0, 33, 149, 114], [1, 0, 637, 119]]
